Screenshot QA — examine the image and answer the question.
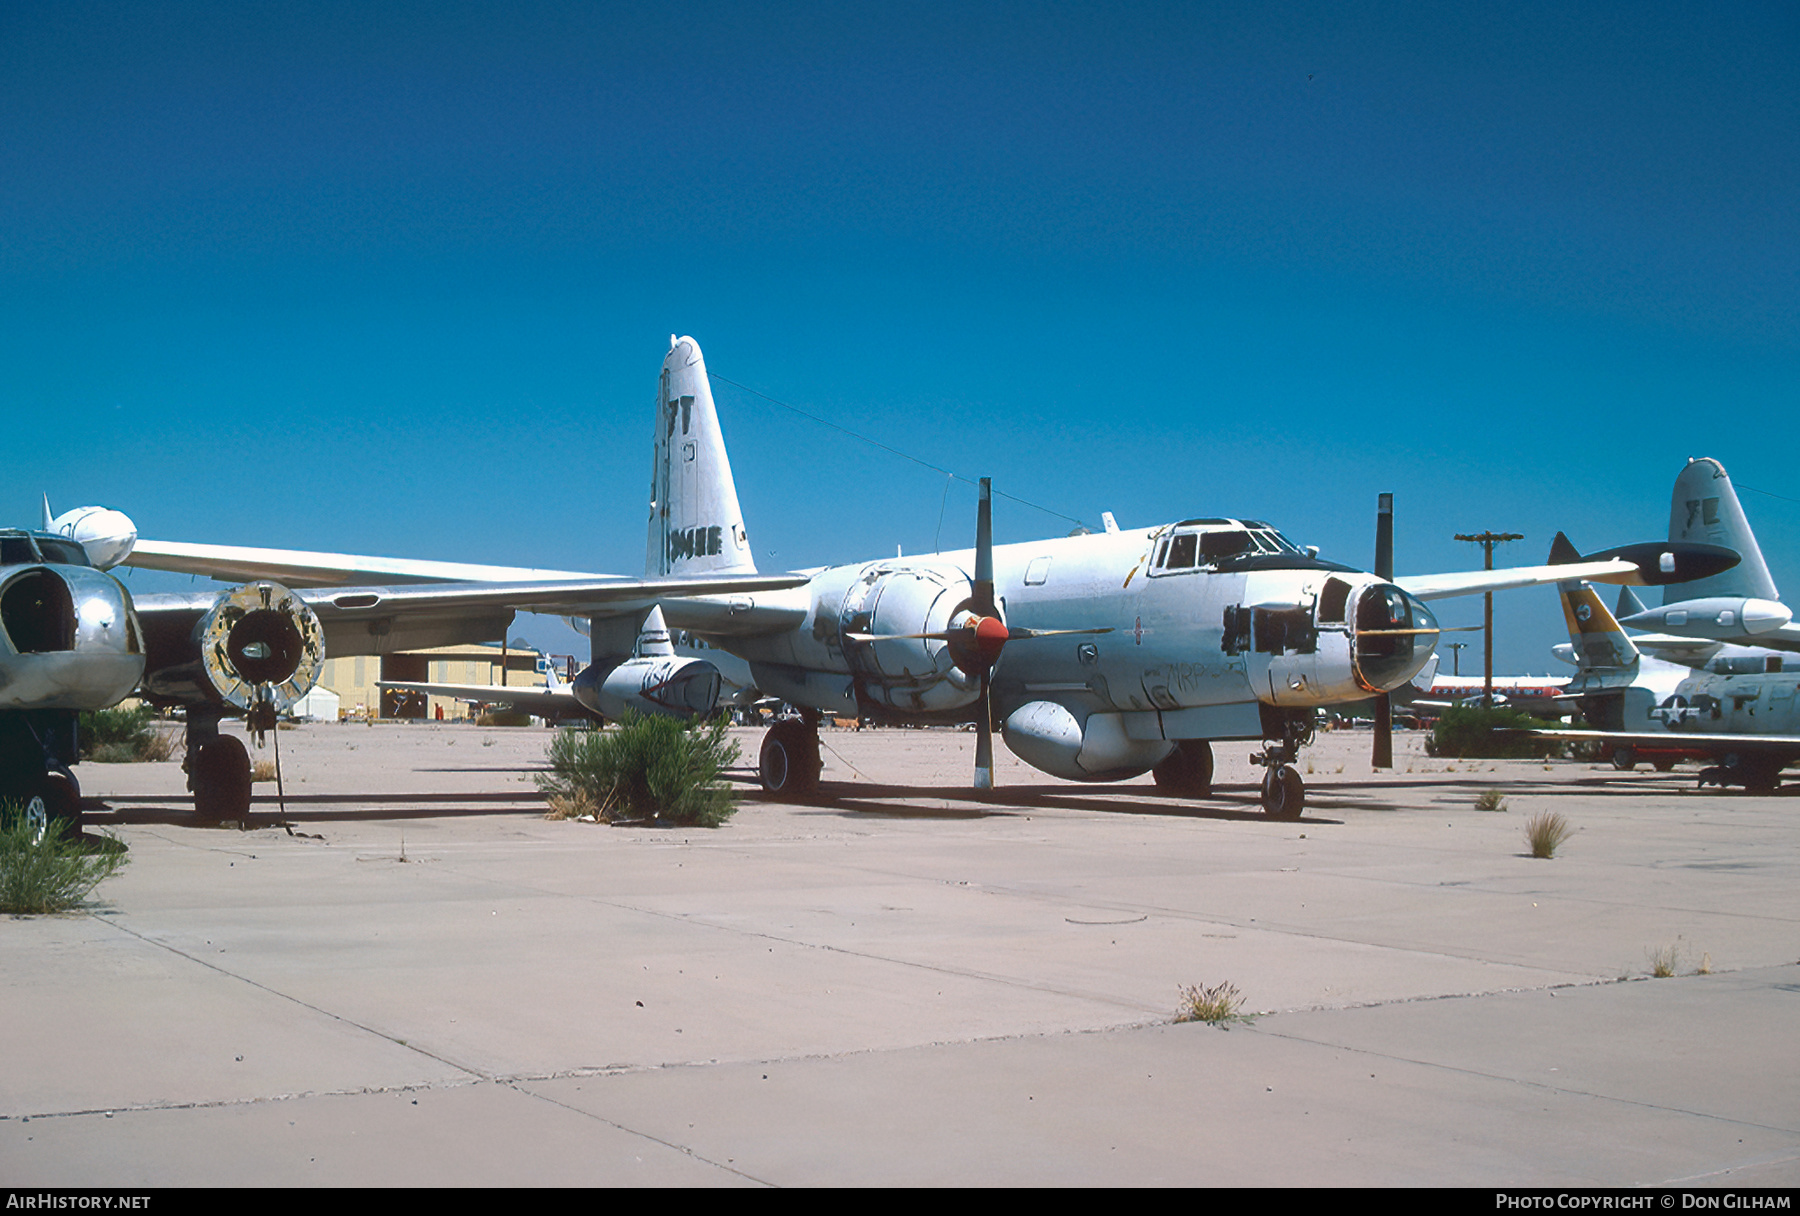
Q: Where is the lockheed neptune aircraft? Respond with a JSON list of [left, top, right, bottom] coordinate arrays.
[[111, 336, 1733, 819]]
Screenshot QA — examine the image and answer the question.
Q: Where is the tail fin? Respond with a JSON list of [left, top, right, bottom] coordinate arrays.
[[1666, 458, 1777, 603], [646, 336, 756, 578], [1551, 532, 1639, 670]]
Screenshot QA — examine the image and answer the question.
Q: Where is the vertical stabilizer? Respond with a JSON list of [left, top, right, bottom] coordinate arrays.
[[646, 336, 756, 578], [1666, 458, 1777, 603], [1550, 533, 1640, 670]]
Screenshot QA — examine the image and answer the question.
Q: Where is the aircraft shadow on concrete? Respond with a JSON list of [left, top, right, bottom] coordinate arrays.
[[87, 790, 547, 826], [764, 781, 1343, 824]]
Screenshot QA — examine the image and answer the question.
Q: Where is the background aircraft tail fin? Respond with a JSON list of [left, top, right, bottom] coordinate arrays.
[[1665, 458, 1777, 604], [645, 336, 756, 578], [1551, 533, 1639, 670]]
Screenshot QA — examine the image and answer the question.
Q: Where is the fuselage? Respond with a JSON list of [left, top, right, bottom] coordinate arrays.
[[681, 518, 1435, 741]]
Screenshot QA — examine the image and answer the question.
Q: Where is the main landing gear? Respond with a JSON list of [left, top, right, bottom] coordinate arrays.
[[1152, 740, 1214, 797], [1250, 711, 1313, 820], [0, 712, 84, 839], [184, 709, 252, 821], [758, 712, 822, 798]]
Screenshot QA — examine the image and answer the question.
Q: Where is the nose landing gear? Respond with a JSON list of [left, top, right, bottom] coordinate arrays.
[[1251, 711, 1314, 820]]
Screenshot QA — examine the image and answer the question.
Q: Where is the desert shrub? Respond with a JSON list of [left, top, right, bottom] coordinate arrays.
[[79, 705, 175, 763], [1473, 789, 1508, 812], [1426, 705, 1561, 760], [537, 712, 739, 827], [1524, 810, 1574, 859], [1174, 981, 1252, 1027], [0, 803, 127, 914]]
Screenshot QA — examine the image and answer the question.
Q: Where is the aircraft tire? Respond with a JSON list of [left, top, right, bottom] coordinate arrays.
[[1610, 746, 1636, 771], [1152, 741, 1213, 797], [759, 721, 821, 799], [1652, 757, 1676, 772], [1260, 765, 1304, 820], [190, 736, 252, 821], [34, 768, 83, 840]]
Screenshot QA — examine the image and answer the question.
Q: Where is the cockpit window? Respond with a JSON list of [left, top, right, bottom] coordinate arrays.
[[0, 534, 91, 567], [1152, 524, 1313, 574], [1200, 531, 1253, 561], [36, 539, 90, 566]]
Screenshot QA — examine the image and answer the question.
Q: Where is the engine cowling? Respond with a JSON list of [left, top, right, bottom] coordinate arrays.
[[837, 563, 981, 714], [572, 655, 721, 720], [196, 581, 324, 712]]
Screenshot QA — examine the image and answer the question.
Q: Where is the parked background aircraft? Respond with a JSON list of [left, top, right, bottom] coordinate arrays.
[[1399, 674, 1574, 719], [40, 498, 802, 820], [1609, 459, 1797, 652], [1537, 540, 1800, 789]]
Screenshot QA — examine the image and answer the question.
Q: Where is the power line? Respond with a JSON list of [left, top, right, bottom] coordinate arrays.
[[708, 371, 1092, 530], [1737, 483, 1800, 507]]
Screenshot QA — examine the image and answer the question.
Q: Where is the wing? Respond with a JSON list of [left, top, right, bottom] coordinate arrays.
[[1397, 559, 1639, 601], [125, 539, 603, 587], [1398, 539, 1741, 602], [1536, 728, 1800, 754], [377, 679, 591, 719]]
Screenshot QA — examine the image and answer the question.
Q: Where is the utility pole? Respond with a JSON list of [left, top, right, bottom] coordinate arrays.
[[1454, 531, 1523, 707], [1372, 493, 1394, 768], [1447, 641, 1468, 677]]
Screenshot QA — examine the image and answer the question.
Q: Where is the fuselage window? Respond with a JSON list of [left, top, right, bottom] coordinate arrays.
[[1166, 533, 1198, 569]]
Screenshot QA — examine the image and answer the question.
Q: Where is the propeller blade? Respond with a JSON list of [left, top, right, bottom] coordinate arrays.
[[1356, 624, 1479, 636], [1005, 625, 1114, 640], [973, 477, 995, 618], [974, 668, 994, 790], [1373, 492, 1395, 771]]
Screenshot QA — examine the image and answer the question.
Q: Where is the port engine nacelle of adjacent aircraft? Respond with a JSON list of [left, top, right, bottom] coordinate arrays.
[[571, 655, 722, 720], [0, 548, 145, 711]]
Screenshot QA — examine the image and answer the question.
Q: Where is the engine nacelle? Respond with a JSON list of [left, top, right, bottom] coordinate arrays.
[[572, 655, 721, 720], [48, 506, 138, 571], [837, 563, 980, 715], [0, 565, 144, 710], [1001, 701, 1173, 782], [197, 581, 324, 712]]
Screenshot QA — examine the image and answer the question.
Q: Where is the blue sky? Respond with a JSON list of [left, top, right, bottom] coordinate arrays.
[[3, 1, 1795, 672]]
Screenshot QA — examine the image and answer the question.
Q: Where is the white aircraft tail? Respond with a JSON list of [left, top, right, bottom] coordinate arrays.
[[1551, 533, 1640, 670], [1666, 458, 1778, 604], [646, 336, 756, 578]]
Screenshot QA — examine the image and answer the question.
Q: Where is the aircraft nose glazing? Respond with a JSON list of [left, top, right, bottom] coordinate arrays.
[[1351, 583, 1437, 693]]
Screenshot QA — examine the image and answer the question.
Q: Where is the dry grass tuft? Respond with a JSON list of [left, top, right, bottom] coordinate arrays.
[[1524, 810, 1573, 858], [1175, 981, 1252, 1027]]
